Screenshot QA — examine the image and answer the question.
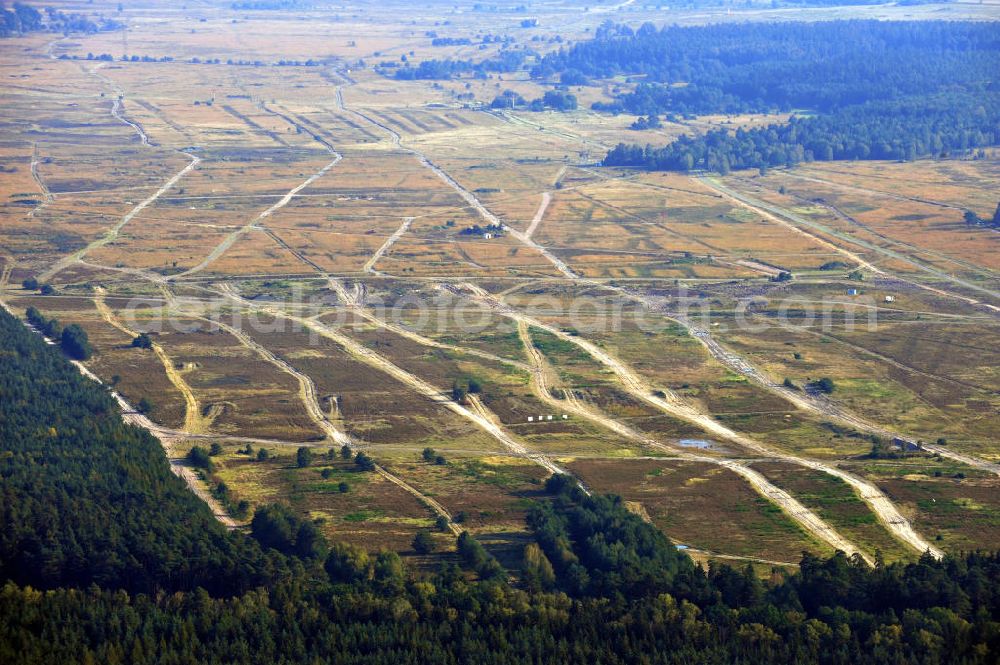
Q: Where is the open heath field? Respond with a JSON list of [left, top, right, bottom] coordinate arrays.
[[2, 0, 997, 578]]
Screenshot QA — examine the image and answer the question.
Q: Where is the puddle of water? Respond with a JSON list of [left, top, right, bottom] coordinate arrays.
[[679, 439, 713, 449]]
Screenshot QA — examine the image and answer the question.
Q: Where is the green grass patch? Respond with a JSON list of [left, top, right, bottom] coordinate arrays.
[[343, 510, 382, 523], [460, 460, 526, 489]]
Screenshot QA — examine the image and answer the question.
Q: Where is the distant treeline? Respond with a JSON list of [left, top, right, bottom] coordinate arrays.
[[0, 2, 40, 36], [430, 36, 473, 46], [605, 94, 1000, 173], [490, 88, 578, 112], [529, 21, 1000, 172], [1, 3, 121, 38], [533, 20, 996, 110], [3, 305, 1000, 664], [230, 0, 306, 9], [385, 49, 530, 80]]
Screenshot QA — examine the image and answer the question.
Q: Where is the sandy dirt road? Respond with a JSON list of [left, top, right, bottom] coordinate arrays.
[[364, 217, 413, 274], [700, 175, 1000, 311], [93, 287, 208, 434], [175, 149, 342, 279], [217, 286, 569, 478], [39, 153, 200, 282], [27, 143, 53, 218], [524, 192, 552, 240], [515, 320, 869, 560], [0, 296, 237, 528], [467, 286, 941, 557]]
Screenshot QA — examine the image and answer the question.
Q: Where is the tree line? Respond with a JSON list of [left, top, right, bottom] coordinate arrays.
[[24, 306, 92, 360], [535, 21, 997, 111], [0, 2, 40, 37], [490, 88, 578, 112], [1, 3, 121, 38], [528, 20, 1000, 172], [604, 94, 1000, 173], [385, 48, 529, 81], [1, 306, 1000, 663]]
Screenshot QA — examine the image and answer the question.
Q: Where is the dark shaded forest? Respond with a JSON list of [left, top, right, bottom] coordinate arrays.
[[2, 307, 1000, 664], [530, 21, 1000, 172]]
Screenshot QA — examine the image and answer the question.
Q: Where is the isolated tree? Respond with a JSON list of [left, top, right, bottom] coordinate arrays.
[[186, 446, 212, 470], [60, 324, 91, 360], [870, 438, 896, 459], [340, 444, 352, 459], [40, 284, 55, 296], [296, 447, 313, 468], [209, 442, 223, 456], [451, 382, 466, 403], [993, 202, 1000, 228], [131, 333, 153, 349], [354, 452, 375, 472], [256, 448, 270, 461], [412, 530, 436, 554], [815, 377, 836, 394], [137, 397, 153, 414], [338, 481, 349, 493], [964, 210, 981, 226], [422, 447, 436, 462], [21, 277, 37, 290]]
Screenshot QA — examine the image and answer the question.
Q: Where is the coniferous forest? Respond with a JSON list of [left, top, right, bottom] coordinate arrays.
[[528, 21, 1000, 172], [3, 308, 1000, 663]]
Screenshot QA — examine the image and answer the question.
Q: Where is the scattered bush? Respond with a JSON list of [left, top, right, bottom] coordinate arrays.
[[354, 452, 376, 472], [131, 333, 153, 349], [186, 446, 213, 470], [411, 530, 436, 554]]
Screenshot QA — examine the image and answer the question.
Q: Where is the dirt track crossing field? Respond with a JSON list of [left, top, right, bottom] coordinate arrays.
[[6, 8, 996, 564]]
